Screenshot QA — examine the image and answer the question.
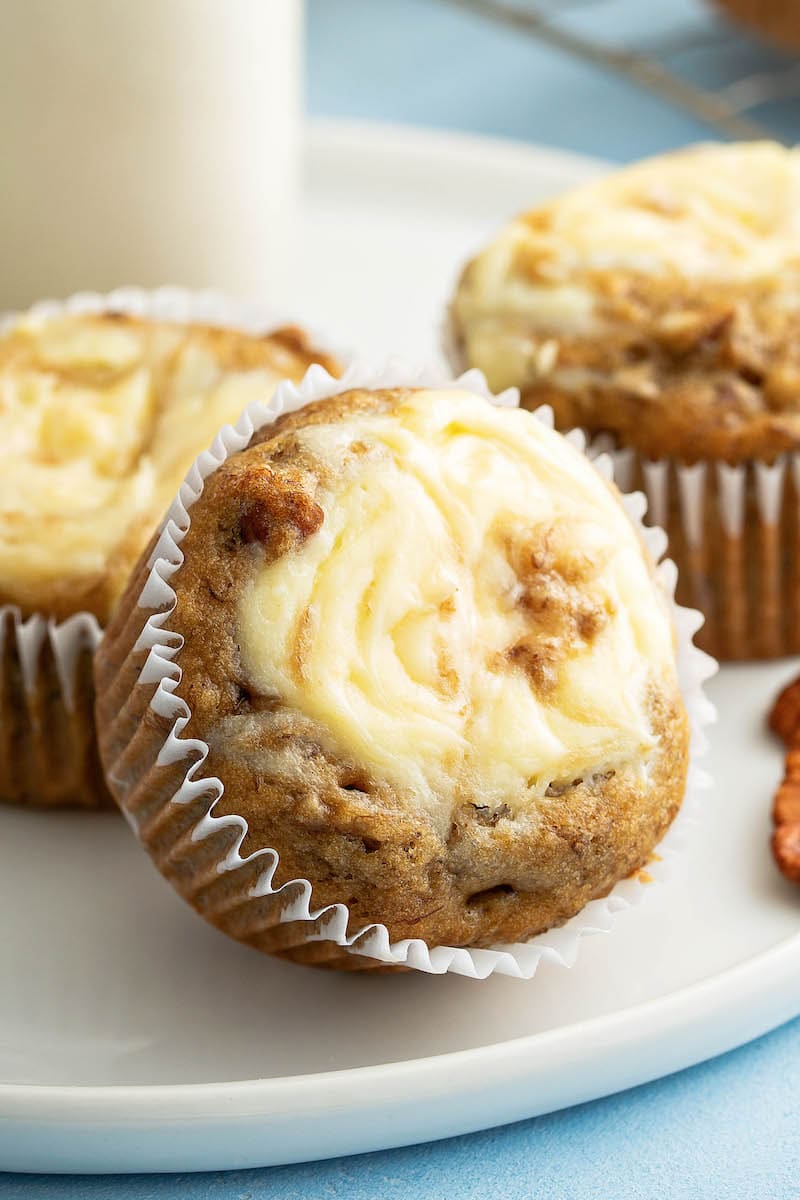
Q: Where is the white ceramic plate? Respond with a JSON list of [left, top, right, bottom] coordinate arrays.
[[1, 120, 798, 1175]]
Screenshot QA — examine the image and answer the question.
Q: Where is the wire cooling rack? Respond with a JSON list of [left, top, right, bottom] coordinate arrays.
[[445, 0, 800, 141]]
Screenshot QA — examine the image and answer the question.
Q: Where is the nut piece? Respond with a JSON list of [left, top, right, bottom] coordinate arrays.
[[769, 676, 800, 886], [654, 305, 732, 355], [238, 467, 324, 561], [768, 676, 800, 747]]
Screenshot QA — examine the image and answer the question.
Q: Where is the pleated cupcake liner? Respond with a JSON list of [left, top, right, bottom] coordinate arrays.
[[95, 359, 716, 979], [589, 440, 800, 662], [0, 608, 107, 807], [0, 286, 341, 809]]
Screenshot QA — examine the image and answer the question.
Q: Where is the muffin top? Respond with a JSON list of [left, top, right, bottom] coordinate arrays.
[[453, 142, 800, 462], [237, 389, 674, 822], [160, 387, 688, 946], [0, 313, 337, 622]]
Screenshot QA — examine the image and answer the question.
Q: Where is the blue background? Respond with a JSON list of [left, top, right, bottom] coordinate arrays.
[[5, 1, 799, 1195]]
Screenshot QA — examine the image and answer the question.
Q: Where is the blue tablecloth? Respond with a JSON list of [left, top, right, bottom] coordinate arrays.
[[7, 1, 799, 1195]]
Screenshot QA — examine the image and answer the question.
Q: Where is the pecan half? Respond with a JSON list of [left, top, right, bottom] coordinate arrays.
[[769, 676, 800, 885], [768, 676, 800, 747]]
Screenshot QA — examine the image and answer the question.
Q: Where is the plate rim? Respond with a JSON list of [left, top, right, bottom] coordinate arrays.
[[1, 930, 799, 1123], [2, 120, 799, 1166], [305, 114, 609, 181]]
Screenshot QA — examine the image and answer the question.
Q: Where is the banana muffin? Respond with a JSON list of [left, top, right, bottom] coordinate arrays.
[[0, 310, 337, 807], [450, 141, 800, 659], [96, 385, 690, 967]]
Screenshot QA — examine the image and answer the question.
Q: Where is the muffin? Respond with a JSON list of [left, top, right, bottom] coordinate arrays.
[[0, 307, 338, 808], [95, 381, 690, 969], [450, 141, 800, 661]]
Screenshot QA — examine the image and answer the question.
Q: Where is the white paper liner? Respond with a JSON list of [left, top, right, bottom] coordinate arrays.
[[0, 608, 102, 707], [122, 359, 717, 980], [0, 285, 341, 804], [592, 448, 791, 554], [588, 438, 800, 660]]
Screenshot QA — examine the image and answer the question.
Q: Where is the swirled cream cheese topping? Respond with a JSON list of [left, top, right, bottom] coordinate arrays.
[[238, 389, 678, 820], [455, 142, 800, 390], [0, 314, 317, 616]]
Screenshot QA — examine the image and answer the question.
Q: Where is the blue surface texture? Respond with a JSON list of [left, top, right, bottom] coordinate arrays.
[[4, 0, 800, 1195], [307, 0, 800, 158]]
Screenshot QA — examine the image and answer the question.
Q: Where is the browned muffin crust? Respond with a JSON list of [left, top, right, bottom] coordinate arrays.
[[512, 275, 800, 465], [101, 389, 689, 951], [452, 261, 800, 467]]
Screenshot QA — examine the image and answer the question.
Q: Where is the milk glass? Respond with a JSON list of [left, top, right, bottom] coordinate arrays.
[[0, 0, 300, 307]]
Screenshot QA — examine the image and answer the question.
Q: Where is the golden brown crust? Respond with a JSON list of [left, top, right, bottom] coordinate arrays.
[[96, 388, 689, 955], [516, 278, 800, 465], [452, 269, 800, 466]]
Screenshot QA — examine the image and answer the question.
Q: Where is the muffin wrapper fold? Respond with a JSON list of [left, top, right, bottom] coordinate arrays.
[[588, 441, 800, 662], [0, 285, 341, 809], [0, 607, 106, 807], [96, 361, 717, 979]]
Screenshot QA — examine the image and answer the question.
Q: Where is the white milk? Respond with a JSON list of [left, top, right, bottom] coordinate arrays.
[[0, 0, 300, 308]]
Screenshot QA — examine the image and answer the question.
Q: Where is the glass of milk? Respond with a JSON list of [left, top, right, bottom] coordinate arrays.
[[0, 0, 301, 308]]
